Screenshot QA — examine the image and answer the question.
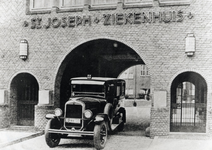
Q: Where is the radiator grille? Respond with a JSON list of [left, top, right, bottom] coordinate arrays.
[[65, 104, 83, 130]]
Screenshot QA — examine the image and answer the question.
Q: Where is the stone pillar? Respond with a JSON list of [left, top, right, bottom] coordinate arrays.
[[0, 90, 10, 128], [0, 89, 7, 104], [35, 90, 55, 130], [150, 91, 169, 138]]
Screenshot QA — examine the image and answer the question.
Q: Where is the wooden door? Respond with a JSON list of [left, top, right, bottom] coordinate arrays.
[[17, 74, 38, 126]]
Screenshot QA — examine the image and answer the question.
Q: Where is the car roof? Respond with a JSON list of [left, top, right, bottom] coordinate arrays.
[[71, 77, 124, 82]]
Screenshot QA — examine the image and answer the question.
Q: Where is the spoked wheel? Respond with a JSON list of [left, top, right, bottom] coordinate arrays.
[[94, 121, 108, 150]]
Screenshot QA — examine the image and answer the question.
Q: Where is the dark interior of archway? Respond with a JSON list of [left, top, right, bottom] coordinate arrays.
[[60, 39, 144, 108]]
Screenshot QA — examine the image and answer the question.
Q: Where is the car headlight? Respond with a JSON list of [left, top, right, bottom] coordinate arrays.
[[54, 108, 63, 117], [84, 110, 93, 119]]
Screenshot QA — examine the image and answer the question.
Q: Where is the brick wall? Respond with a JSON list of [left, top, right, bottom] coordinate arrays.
[[0, 105, 10, 128], [35, 105, 55, 130], [0, 0, 211, 134], [150, 107, 169, 137]]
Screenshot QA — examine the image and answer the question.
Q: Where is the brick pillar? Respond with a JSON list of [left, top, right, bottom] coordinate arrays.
[[150, 107, 169, 138], [0, 90, 10, 128], [0, 105, 10, 128], [150, 90, 169, 138], [35, 90, 55, 130], [35, 105, 55, 130], [208, 107, 212, 135]]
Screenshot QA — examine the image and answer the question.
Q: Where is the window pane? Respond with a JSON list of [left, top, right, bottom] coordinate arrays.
[[64, 0, 84, 6], [34, 0, 44, 8], [128, 89, 134, 95], [92, 0, 118, 5], [33, 0, 59, 8], [44, 0, 52, 7], [125, 0, 140, 2]]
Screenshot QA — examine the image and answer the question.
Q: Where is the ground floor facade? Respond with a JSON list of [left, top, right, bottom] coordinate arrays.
[[0, 0, 212, 138], [0, 38, 211, 137]]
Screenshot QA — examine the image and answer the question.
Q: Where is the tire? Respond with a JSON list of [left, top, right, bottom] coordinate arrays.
[[94, 121, 108, 150], [45, 120, 61, 148], [45, 132, 61, 148]]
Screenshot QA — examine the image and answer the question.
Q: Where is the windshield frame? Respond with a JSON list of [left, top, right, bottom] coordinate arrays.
[[71, 83, 106, 98]]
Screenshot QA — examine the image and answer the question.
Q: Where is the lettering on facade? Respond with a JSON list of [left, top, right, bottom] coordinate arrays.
[[23, 11, 193, 29]]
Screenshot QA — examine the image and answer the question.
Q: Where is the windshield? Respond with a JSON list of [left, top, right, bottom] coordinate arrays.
[[71, 84, 105, 98]]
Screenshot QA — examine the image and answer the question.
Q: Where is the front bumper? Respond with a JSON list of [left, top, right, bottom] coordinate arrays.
[[47, 129, 94, 136]]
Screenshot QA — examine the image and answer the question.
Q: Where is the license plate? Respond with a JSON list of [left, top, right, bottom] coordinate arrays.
[[66, 118, 81, 124]]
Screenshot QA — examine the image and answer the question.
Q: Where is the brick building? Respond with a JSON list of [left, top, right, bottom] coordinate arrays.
[[0, 0, 212, 137], [118, 65, 150, 99]]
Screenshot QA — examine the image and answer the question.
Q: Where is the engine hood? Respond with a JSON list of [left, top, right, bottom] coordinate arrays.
[[67, 97, 107, 109]]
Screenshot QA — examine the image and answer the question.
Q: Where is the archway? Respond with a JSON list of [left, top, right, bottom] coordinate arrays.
[[170, 71, 207, 133], [10, 73, 39, 126], [56, 39, 145, 110]]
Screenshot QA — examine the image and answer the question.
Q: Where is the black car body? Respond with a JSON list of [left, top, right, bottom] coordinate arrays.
[[45, 77, 126, 150]]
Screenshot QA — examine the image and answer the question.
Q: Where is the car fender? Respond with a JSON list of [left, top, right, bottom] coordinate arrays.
[[45, 118, 62, 133], [94, 113, 112, 131], [45, 114, 56, 120], [94, 114, 109, 123]]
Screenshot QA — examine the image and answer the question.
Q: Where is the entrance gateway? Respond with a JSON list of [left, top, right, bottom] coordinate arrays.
[[170, 72, 207, 133]]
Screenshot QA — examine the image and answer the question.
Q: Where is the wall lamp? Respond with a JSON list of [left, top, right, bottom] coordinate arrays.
[[185, 33, 195, 57], [19, 39, 28, 61]]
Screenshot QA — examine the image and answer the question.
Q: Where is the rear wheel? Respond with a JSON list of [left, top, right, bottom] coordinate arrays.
[[94, 121, 108, 150]]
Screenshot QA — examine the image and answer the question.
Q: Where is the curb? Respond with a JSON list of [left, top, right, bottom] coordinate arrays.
[[0, 131, 44, 148]]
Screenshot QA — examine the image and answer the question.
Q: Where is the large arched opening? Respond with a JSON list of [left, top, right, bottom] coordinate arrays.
[[55, 39, 145, 110]]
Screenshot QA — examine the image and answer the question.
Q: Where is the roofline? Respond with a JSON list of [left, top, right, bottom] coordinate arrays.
[[71, 77, 125, 82]]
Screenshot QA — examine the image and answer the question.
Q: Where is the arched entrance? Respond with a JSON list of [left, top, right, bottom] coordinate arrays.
[[170, 71, 207, 133], [10, 73, 39, 126], [56, 39, 145, 110]]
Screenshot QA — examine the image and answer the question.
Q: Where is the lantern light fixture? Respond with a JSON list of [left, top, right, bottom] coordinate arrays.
[[185, 33, 195, 57], [19, 39, 28, 61]]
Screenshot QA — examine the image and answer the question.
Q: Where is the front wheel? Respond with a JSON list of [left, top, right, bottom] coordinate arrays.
[[94, 121, 108, 150], [45, 132, 61, 148], [45, 120, 61, 148]]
